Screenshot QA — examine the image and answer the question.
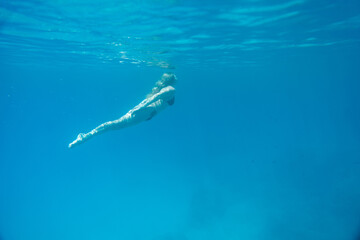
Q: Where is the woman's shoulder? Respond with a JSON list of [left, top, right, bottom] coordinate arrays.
[[136, 85, 175, 109], [160, 85, 175, 92]]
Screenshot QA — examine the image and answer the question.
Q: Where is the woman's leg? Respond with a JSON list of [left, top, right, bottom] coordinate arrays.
[[68, 113, 132, 148], [68, 103, 159, 148]]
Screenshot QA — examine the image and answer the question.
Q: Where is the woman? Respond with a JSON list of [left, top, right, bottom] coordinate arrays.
[[68, 73, 177, 148]]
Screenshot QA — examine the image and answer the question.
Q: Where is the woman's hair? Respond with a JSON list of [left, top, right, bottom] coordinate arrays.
[[147, 73, 177, 98]]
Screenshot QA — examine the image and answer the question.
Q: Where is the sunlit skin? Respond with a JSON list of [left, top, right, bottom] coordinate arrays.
[[69, 73, 176, 148]]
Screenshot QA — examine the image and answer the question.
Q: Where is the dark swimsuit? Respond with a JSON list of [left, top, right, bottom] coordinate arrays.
[[146, 97, 175, 121]]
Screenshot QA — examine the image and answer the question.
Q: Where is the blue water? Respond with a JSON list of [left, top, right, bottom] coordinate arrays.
[[1, 0, 360, 239]]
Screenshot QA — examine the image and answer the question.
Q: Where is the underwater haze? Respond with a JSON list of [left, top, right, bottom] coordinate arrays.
[[1, 0, 360, 239]]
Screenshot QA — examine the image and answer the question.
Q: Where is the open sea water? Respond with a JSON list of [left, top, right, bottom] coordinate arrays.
[[1, 0, 360, 239]]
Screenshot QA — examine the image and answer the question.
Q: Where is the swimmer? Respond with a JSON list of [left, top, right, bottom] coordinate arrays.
[[68, 73, 176, 148]]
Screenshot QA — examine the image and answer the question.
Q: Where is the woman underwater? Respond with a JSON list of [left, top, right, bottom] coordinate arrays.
[[69, 73, 176, 148]]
